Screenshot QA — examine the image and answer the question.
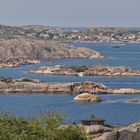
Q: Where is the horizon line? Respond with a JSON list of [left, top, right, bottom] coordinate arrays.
[[0, 24, 140, 29]]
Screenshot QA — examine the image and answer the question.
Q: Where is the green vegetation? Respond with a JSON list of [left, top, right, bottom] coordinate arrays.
[[0, 77, 43, 83], [17, 77, 34, 82], [70, 66, 89, 72], [0, 77, 13, 83], [0, 111, 87, 140]]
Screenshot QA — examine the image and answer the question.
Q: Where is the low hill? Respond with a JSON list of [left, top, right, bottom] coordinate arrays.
[[0, 38, 104, 67]]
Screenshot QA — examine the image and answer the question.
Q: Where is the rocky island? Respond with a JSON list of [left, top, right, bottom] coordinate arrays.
[[0, 77, 140, 95], [0, 57, 40, 68], [30, 65, 140, 77], [0, 38, 104, 68], [0, 78, 108, 94], [74, 93, 102, 102]]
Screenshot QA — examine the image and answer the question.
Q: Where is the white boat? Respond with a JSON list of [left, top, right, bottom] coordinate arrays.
[[78, 72, 84, 77]]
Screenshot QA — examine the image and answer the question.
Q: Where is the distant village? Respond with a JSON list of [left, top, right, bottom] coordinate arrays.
[[0, 25, 140, 43]]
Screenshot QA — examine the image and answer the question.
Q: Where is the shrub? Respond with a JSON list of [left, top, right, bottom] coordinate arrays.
[[70, 66, 89, 72], [17, 77, 33, 82], [0, 111, 87, 140], [0, 77, 13, 83]]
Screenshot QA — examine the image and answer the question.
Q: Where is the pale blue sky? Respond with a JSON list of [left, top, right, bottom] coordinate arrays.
[[0, 0, 140, 27]]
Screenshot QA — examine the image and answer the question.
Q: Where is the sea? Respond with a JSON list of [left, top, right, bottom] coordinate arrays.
[[0, 42, 140, 126]]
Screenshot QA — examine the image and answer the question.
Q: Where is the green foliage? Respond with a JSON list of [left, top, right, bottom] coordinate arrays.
[[70, 66, 89, 72], [0, 111, 87, 140], [0, 77, 13, 83], [17, 77, 33, 82]]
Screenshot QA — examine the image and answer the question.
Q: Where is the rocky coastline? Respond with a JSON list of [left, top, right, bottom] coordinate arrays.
[[0, 79, 108, 94], [0, 25, 140, 140], [80, 121, 140, 140], [0, 57, 40, 68], [30, 65, 140, 77], [0, 38, 104, 68], [0, 77, 140, 95]]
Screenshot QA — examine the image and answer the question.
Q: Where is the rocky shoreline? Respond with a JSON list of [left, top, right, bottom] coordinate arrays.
[[80, 121, 140, 140], [0, 57, 40, 68], [0, 78, 140, 95], [0, 79, 108, 94], [30, 65, 140, 77], [0, 38, 104, 68]]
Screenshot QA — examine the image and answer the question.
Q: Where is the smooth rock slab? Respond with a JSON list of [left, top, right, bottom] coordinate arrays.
[[74, 93, 102, 102], [112, 88, 140, 94]]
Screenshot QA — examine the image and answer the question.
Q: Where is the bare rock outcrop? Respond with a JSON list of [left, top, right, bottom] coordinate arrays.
[[30, 65, 140, 77], [92, 122, 140, 140], [74, 93, 102, 102], [0, 79, 108, 94], [0, 57, 40, 68], [112, 88, 140, 94], [30, 65, 77, 75], [0, 38, 104, 68], [0, 78, 140, 95], [84, 65, 140, 76], [92, 131, 119, 140], [83, 125, 113, 135]]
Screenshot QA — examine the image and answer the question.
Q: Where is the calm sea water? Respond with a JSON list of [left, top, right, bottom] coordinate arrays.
[[0, 43, 140, 126]]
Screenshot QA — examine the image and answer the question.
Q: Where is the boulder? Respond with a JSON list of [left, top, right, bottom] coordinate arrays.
[[118, 128, 140, 140], [74, 93, 102, 102], [92, 122, 140, 140], [84, 125, 113, 134], [92, 131, 119, 140]]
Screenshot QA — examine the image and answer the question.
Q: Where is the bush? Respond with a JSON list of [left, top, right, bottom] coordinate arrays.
[[0, 77, 13, 83], [0, 111, 87, 140], [70, 66, 89, 72], [17, 77, 33, 82]]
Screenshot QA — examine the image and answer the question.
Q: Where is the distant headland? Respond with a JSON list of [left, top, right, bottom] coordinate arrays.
[[0, 25, 140, 43]]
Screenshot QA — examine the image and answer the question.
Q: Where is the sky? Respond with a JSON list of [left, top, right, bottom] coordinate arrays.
[[0, 0, 140, 27]]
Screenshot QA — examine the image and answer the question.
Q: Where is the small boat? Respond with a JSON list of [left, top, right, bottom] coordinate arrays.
[[78, 72, 84, 77]]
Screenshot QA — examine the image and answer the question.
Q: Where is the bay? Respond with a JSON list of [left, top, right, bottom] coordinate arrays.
[[0, 43, 140, 126]]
